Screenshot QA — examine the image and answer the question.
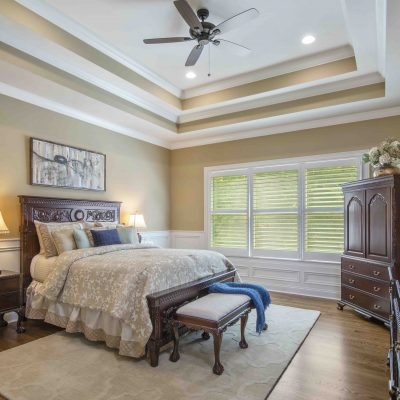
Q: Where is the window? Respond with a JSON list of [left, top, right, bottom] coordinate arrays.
[[210, 175, 248, 253], [205, 152, 365, 262]]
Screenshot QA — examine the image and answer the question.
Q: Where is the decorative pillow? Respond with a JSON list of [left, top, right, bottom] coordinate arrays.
[[51, 229, 77, 255], [34, 221, 45, 255], [117, 227, 139, 245], [35, 221, 83, 258], [91, 229, 121, 247], [95, 222, 125, 229], [73, 229, 92, 249], [85, 227, 107, 247]]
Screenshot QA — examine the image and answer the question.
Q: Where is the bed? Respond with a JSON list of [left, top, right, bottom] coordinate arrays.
[[19, 195, 236, 366]]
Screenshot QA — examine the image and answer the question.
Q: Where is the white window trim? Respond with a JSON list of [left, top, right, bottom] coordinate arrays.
[[204, 150, 369, 263]]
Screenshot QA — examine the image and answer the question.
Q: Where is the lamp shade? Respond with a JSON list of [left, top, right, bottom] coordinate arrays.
[[0, 211, 10, 234], [128, 214, 146, 229]]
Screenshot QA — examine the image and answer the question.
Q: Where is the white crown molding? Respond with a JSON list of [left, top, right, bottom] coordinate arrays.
[[171, 105, 400, 149], [0, 82, 173, 149], [15, 0, 182, 98], [182, 45, 355, 99], [178, 71, 384, 123], [0, 16, 179, 122]]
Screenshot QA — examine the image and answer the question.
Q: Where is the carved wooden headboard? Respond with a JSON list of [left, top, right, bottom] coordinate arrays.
[[19, 195, 121, 290]]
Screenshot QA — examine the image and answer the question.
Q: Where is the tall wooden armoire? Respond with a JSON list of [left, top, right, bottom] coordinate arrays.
[[338, 175, 400, 324]]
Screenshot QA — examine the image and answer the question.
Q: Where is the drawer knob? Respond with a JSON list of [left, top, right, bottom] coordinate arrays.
[[348, 279, 355, 284], [349, 294, 355, 300], [373, 270, 381, 276], [373, 286, 381, 292], [373, 304, 381, 310], [349, 265, 355, 270]]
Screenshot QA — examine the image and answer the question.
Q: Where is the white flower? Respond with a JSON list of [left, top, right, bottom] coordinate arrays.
[[379, 153, 392, 166], [368, 147, 380, 164]]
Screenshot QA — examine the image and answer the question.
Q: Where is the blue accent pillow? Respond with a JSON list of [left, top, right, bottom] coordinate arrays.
[[91, 229, 121, 247]]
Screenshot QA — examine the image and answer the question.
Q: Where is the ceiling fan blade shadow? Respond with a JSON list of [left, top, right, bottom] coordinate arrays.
[[214, 8, 259, 35], [174, 0, 202, 31], [218, 39, 251, 56], [185, 44, 203, 66], [143, 37, 193, 44]]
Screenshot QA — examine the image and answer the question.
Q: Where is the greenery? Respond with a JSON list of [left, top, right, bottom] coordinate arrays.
[[363, 138, 400, 168]]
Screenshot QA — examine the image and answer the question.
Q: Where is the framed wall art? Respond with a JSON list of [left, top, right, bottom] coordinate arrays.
[[30, 138, 106, 191]]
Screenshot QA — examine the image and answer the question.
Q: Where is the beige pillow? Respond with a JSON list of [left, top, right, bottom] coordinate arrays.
[[34, 221, 45, 255], [95, 222, 124, 229], [36, 221, 83, 258], [51, 229, 77, 255]]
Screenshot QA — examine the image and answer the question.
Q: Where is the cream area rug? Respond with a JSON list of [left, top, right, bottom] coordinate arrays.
[[0, 304, 320, 400]]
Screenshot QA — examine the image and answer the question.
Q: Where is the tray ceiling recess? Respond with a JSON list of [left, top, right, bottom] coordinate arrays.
[[0, 0, 399, 149]]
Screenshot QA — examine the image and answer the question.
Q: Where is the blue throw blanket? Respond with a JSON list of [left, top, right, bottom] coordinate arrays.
[[209, 282, 271, 333]]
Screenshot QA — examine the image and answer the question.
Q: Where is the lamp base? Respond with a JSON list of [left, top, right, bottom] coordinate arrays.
[[137, 232, 142, 243]]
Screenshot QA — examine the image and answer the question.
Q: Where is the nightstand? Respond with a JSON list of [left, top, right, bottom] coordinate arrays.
[[0, 270, 25, 333]]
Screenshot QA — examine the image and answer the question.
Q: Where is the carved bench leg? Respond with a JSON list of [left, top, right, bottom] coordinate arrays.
[[202, 331, 210, 340], [16, 307, 26, 334], [212, 332, 224, 375], [239, 314, 249, 349], [148, 339, 160, 367], [169, 322, 180, 363]]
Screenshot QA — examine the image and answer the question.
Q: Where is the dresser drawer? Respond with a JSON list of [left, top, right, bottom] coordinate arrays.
[[341, 257, 388, 281], [342, 286, 389, 319], [0, 291, 20, 311], [342, 271, 389, 298], [0, 275, 19, 293]]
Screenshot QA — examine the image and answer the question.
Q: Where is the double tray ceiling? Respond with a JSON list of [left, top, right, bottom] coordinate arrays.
[[0, 0, 399, 149]]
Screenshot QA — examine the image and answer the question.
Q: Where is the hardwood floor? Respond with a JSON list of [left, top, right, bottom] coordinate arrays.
[[0, 292, 389, 400]]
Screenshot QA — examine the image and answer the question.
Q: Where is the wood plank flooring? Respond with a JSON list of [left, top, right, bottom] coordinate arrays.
[[0, 292, 389, 400]]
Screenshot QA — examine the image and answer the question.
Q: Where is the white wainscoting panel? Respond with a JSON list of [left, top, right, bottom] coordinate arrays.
[[0, 238, 20, 273], [142, 231, 170, 248], [168, 231, 340, 300], [170, 231, 206, 249]]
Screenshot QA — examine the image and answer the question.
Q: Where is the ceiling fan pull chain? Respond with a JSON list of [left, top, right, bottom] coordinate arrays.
[[208, 44, 211, 77]]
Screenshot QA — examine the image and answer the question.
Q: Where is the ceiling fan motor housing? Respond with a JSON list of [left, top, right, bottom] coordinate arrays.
[[189, 10, 216, 46]]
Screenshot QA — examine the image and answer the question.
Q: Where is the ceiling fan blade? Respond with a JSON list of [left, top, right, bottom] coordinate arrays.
[[143, 37, 193, 44], [213, 8, 259, 35], [218, 39, 252, 56], [185, 44, 203, 66], [174, 0, 202, 32]]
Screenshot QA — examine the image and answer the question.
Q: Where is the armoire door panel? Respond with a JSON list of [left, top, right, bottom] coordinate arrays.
[[344, 191, 365, 257], [366, 186, 392, 263]]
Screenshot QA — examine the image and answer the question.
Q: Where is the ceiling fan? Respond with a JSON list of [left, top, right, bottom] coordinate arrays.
[[143, 0, 259, 67]]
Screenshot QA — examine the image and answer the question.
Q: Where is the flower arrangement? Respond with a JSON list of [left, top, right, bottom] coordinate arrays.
[[363, 138, 400, 175]]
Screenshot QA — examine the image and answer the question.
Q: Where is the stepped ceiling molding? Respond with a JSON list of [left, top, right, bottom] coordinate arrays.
[[0, 0, 399, 149]]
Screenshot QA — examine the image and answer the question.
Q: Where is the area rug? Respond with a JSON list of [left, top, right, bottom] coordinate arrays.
[[0, 304, 320, 400]]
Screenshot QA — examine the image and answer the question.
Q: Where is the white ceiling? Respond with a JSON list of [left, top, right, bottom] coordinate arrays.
[[47, 0, 351, 90]]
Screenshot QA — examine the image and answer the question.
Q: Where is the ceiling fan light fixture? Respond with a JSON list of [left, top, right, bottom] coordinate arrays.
[[185, 71, 197, 79], [302, 35, 316, 45]]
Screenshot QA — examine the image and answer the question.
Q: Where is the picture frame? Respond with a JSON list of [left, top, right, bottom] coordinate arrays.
[[30, 138, 106, 191]]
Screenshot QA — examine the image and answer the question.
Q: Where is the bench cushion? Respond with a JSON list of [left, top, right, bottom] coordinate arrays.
[[176, 293, 251, 321]]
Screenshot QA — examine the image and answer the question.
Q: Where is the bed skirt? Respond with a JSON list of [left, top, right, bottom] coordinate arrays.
[[26, 281, 144, 358]]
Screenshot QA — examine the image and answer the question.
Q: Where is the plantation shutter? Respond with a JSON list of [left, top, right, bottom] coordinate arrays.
[[210, 175, 248, 250], [253, 169, 299, 254], [305, 165, 358, 253]]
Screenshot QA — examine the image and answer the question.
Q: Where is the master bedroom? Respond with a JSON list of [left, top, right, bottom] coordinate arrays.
[[0, 1, 399, 399]]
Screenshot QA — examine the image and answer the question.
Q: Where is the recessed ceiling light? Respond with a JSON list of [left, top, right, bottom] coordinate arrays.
[[185, 71, 197, 79], [302, 35, 316, 45]]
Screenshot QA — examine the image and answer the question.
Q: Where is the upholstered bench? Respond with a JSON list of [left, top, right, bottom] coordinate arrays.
[[169, 293, 252, 375]]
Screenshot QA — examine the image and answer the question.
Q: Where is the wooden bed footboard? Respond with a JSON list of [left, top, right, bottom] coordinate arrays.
[[146, 269, 236, 367]]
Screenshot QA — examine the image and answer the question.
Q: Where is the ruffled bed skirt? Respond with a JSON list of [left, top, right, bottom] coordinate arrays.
[[26, 281, 144, 358]]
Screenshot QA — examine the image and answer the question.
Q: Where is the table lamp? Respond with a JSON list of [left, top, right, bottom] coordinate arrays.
[[128, 213, 146, 243], [0, 211, 10, 235]]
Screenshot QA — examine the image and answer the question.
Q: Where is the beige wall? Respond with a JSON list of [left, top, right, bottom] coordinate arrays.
[[0, 95, 170, 237], [171, 116, 400, 231]]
